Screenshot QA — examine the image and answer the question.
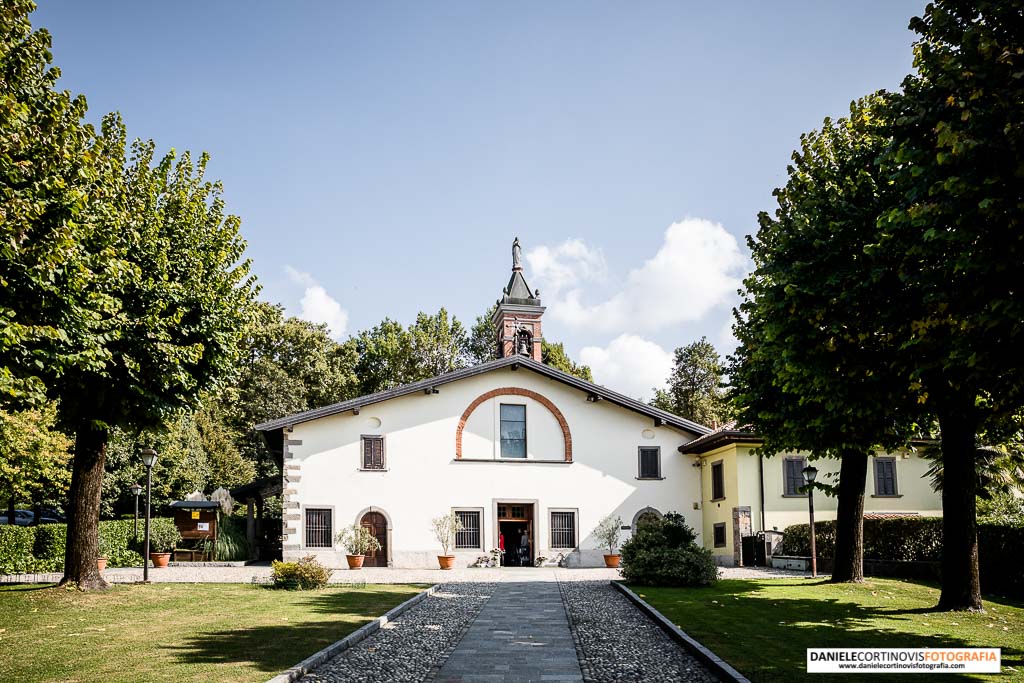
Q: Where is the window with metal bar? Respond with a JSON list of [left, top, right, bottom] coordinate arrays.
[[499, 404, 527, 458], [362, 436, 385, 470], [550, 511, 576, 549], [784, 457, 808, 496], [454, 510, 481, 549], [638, 447, 661, 479], [305, 508, 332, 548]]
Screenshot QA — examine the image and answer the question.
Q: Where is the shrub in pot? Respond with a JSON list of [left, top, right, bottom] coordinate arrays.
[[146, 523, 181, 568], [619, 512, 718, 586], [431, 513, 463, 569], [336, 525, 382, 569], [593, 514, 623, 568]]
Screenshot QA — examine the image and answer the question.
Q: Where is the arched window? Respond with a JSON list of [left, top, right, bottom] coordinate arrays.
[[516, 328, 532, 356], [632, 507, 662, 531]]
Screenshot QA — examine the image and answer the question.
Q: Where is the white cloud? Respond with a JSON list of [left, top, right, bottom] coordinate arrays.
[[525, 238, 608, 296], [285, 266, 349, 340], [579, 334, 674, 402], [528, 218, 746, 334]]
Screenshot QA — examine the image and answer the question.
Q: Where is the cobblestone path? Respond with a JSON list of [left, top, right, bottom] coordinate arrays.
[[300, 579, 718, 683], [433, 581, 583, 683], [560, 580, 716, 683], [301, 583, 495, 683]]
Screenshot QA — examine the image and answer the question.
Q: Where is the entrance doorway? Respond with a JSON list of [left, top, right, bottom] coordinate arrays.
[[497, 503, 534, 566], [360, 511, 388, 567]]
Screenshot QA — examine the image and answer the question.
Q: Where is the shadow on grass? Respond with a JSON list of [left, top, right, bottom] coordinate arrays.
[[633, 580, 1023, 683], [160, 588, 413, 672]]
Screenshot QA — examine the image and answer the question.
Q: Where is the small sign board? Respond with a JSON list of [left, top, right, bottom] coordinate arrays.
[[191, 511, 200, 520], [197, 522, 209, 531]]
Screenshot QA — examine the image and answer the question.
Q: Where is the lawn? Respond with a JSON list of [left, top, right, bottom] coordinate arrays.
[[0, 582, 426, 683], [635, 578, 1023, 683]]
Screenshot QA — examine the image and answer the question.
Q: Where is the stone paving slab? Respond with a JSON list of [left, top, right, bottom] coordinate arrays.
[[433, 581, 583, 683], [0, 564, 809, 585]]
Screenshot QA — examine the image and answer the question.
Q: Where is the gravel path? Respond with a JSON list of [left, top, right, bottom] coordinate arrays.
[[559, 581, 716, 683], [301, 583, 496, 683]]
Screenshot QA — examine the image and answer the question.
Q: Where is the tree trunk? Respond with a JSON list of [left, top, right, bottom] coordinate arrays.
[[831, 449, 868, 583], [936, 406, 982, 611], [59, 423, 109, 590]]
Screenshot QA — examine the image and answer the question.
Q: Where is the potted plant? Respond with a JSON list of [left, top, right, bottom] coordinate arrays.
[[148, 523, 181, 568], [97, 535, 110, 572], [336, 525, 382, 569], [594, 514, 623, 568], [431, 513, 463, 570]]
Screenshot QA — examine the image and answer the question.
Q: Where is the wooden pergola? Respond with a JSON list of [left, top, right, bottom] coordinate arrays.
[[231, 476, 283, 561]]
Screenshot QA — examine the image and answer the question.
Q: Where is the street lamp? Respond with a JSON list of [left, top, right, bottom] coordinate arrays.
[[802, 464, 819, 578], [130, 483, 143, 542], [140, 448, 159, 583]]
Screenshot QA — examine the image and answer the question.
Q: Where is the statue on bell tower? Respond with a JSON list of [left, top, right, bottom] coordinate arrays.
[[492, 238, 545, 361]]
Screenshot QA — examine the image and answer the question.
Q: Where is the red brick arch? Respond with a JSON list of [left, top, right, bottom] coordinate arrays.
[[456, 387, 572, 462]]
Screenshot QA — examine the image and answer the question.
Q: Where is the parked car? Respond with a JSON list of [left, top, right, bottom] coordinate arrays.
[[0, 510, 34, 526], [0, 509, 61, 525]]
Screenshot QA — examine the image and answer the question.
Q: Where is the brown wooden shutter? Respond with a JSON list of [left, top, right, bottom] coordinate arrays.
[[363, 437, 384, 469]]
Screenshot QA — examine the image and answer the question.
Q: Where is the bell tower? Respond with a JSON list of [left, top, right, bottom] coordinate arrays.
[[493, 237, 544, 361]]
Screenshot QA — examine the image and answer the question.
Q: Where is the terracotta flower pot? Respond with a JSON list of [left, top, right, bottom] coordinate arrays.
[[437, 555, 456, 570], [97, 557, 108, 572], [603, 554, 621, 568], [346, 554, 365, 569], [149, 552, 171, 568]]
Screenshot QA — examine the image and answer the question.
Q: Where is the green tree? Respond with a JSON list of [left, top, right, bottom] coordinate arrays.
[[876, 0, 1024, 610], [354, 318, 415, 395], [409, 308, 469, 378], [653, 337, 733, 428], [0, 403, 72, 523], [225, 302, 358, 472], [541, 341, 593, 381], [466, 305, 499, 364], [730, 97, 923, 583], [53, 127, 257, 589], [0, 0, 107, 406]]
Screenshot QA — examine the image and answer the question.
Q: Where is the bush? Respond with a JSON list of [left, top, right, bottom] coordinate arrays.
[[781, 517, 1024, 598], [271, 555, 331, 589], [0, 518, 180, 573], [32, 525, 66, 572], [215, 516, 250, 561], [0, 526, 38, 573], [619, 512, 718, 586]]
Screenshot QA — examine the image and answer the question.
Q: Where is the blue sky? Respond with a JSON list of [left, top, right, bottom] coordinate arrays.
[[37, 1, 925, 398]]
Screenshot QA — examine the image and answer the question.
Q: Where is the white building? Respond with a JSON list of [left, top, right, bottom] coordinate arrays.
[[257, 240, 943, 568]]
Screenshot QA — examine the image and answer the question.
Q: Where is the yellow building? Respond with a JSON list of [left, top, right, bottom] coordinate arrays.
[[679, 431, 943, 566]]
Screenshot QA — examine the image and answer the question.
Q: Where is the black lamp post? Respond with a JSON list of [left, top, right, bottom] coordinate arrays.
[[140, 448, 159, 583], [802, 464, 819, 578], [130, 483, 143, 543]]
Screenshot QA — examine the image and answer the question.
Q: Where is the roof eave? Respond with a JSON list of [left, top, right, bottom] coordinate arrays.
[[254, 356, 711, 436]]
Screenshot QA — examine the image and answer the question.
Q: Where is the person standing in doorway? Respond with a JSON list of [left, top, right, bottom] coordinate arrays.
[[519, 527, 529, 566]]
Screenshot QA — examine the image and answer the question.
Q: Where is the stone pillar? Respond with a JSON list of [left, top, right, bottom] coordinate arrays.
[[732, 506, 752, 566]]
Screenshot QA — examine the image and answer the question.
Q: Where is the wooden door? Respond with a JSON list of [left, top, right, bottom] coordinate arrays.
[[360, 511, 388, 567]]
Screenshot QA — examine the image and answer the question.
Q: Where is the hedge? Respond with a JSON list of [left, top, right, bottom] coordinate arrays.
[[781, 517, 1024, 597], [0, 518, 177, 574]]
